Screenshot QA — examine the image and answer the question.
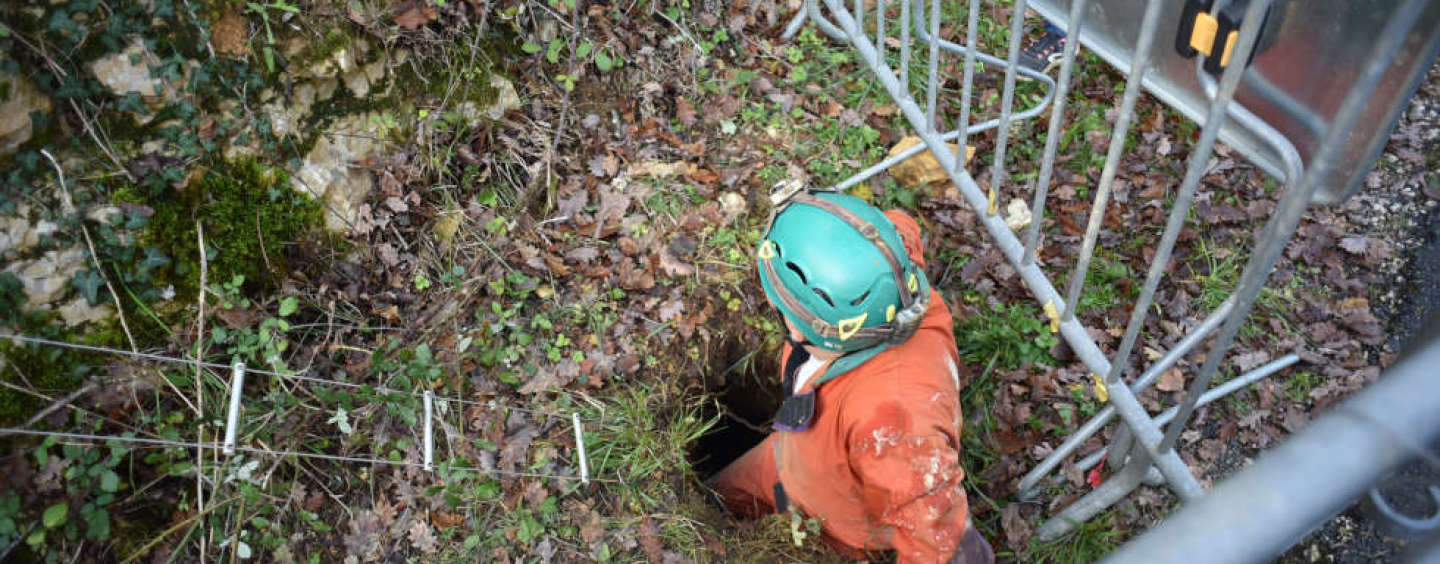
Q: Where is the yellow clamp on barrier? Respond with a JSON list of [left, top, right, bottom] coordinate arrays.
[[1219, 29, 1239, 67], [1043, 301, 1060, 333], [987, 189, 998, 216], [1090, 372, 1109, 403], [1178, 0, 1262, 74], [1189, 11, 1219, 55]]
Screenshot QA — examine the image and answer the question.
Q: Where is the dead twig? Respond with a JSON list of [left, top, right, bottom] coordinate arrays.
[[40, 149, 138, 352], [16, 382, 98, 429]]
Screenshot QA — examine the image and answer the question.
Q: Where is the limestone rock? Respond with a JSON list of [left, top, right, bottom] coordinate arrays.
[[342, 58, 388, 98], [6, 248, 87, 306], [263, 78, 337, 138], [0, 206, 58, 259], [89, 39, 171, 104], [58, 298, 114, 327], [719, 191, 746, 221], [295, 36, 370, 80], [293, 113, 385, 232], [0, 72, 52, 155], [455, 75, 521, 123]]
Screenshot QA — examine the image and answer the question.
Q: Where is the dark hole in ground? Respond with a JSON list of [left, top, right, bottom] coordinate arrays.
[[690, 342, 784, 478]]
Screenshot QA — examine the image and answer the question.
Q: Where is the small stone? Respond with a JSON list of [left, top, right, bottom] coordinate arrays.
[[887, 136, 973, 189], [719, 192, 746, 220], [211, 8, 250, 58], [1004, 198, 1032, 232], [87, 206, 122, 225], [89, 39, 176, 113], [455, 75, 521, 123]]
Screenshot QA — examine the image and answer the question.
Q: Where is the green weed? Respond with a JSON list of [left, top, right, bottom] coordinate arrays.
[[955, 298, 1059, 370]]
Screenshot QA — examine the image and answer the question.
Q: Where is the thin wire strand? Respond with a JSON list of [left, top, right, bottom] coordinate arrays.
[[0, 428, 615, 483], [2, 333, 571, 418]]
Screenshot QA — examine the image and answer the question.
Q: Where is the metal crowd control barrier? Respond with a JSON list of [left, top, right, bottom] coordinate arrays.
[[784, 0, 1440, 543], [1104, 314, 1440, 563]]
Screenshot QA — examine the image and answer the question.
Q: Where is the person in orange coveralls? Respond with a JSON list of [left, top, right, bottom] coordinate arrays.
[[712, 182, 992, 564]]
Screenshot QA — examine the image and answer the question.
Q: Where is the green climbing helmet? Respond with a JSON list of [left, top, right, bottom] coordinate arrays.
[[756, 183, 931, 353]]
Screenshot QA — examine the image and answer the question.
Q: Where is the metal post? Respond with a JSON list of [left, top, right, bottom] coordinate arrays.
[[924, 0, 941, 132], [952, 0, 981, 168], [223, 362, 245, 455], [423, 390, 434, 472], [987, 0, 1031, 213], [572, 413, 590, 485], [899, 0, 911, 96]]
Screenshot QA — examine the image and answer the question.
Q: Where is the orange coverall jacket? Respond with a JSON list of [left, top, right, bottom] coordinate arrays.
[[714, 210, 969, 563]]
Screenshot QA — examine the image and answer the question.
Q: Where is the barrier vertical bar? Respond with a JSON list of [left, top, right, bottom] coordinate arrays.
[[899, 0, 911, 94], [987, 0, 1031, 214], [924, 0, 941, 131], [952, 0, 981, 169], [1059, 0, 1167, 321], [876, 0, 886, 66], [1022, 0, 1089, 265]]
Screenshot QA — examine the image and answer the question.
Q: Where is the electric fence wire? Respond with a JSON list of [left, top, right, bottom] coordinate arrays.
[[0, 428, 615, 483], [1, 333, 569, 418]]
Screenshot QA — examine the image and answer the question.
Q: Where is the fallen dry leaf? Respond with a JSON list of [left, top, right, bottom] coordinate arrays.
[[639, 516, 664, 563], [394, 0, 438, 30], [1156, 368, 1185, 392], [212, 9, 249, 58], [409, 520, 439, 554], [676, 98, 697, 127], [1000, 503, 1033, 548]]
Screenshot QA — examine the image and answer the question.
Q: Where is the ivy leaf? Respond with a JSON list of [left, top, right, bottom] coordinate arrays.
[[576, 41, 593, 58], [72, 269, 104, 305], [521, 41, 542, 54], [546, 39, 563, 64], [100, 470, 119, 492], [278, 296, 298, 317], [595, 52, 613, 72], [43, 503, 67, 529], [86, 509, 110, 540]]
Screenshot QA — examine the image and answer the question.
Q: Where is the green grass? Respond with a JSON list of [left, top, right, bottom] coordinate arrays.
[[1013, 509, 1126, 563]]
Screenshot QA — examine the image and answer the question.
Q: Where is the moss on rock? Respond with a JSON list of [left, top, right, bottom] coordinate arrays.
[[118, 158, 323, 297]]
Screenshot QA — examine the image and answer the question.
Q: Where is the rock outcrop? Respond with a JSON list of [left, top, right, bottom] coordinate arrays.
[[0, 71, 52, 155]]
